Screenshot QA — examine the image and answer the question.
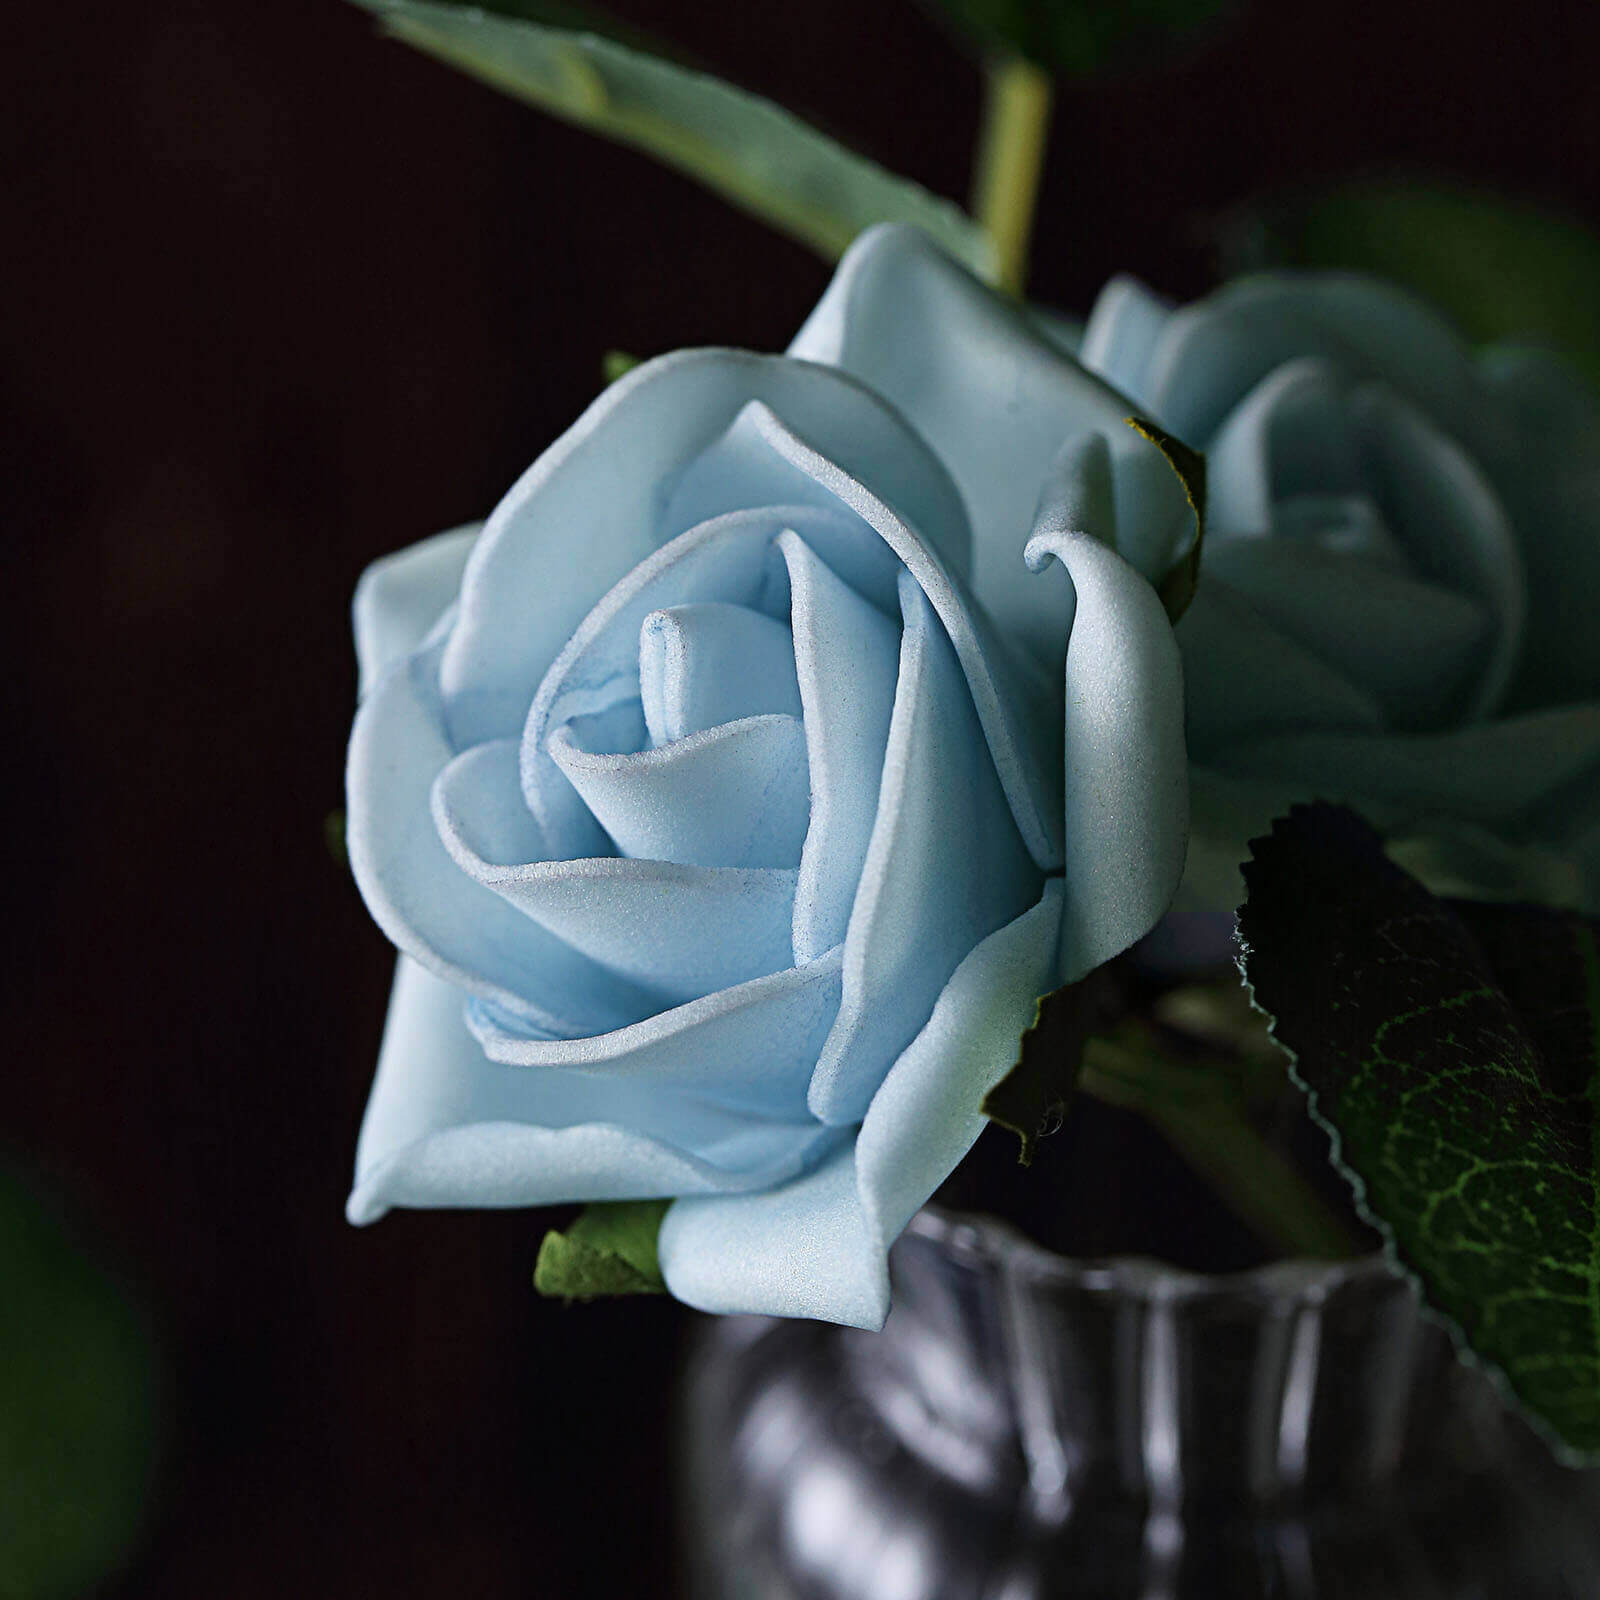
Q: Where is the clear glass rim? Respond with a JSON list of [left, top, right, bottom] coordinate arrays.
[[915, 1205, 1397, 1306]]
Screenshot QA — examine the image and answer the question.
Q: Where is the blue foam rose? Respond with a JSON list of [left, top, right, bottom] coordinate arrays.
[[344, 226, 1189, 1326], [1081, 271, 1600, 912]]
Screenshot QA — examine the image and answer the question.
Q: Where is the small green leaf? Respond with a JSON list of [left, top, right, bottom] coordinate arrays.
[[1127, 415, 1206, 623], [1239, 803, 1600, 1461], [349, 0, 995, 277], [600, 349, 640, 385], [983, 980, 1096, 1165], [1228, 178, 1600, 390], [0, 1168, 158, 1599], [922, 0, 1237, 76], [534, 1200, 670, 1300]]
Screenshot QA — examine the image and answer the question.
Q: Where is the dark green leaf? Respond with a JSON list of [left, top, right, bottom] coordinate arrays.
[[0, 1168, 158, 1599], [983, 980, 1096, 1164], [534, 1200, 670, 1300], [348, 0, 994, 275], [1227, 178, 1600, 389], [1239, 803, 1600, 1460], [1127, 415, 1206, 623], [922, 0, 1236, 76]]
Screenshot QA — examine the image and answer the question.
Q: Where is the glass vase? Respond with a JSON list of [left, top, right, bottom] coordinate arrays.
[[680, 1209, 1600, 1598]]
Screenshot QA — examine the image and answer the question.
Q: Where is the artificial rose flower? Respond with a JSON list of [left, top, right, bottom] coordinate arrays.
[[345, 225, 1189, 1327], [1080, 271, 1600, 910]]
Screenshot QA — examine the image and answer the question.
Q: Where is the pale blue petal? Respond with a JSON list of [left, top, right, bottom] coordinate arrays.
[[661, 397, 966, 604], [1178, 578, 1385, 753], [432, 741, 798, 1001], [1080, 273, 1175, 400], [550, 713, 810, 869], [746, 400, 1066, 870], [345, 643, 653, 1034], [639, 602, 802, 745], [353, 524, 480, 697], [778, 530, 902, 961], [807, 572, 1042, 1125], [789, 223, 1145, 665], [1027, 304, 1086, 359], [468, 948, 845, 1120], [854, 880, 1065, 1255], [516, 502, 835, 853], [441, 349, 973, 746], [348, 957, 832, 1224], [1024, 522, 1188, 982], [658, 883, 1064, 1328], [1141, 273, 1488, 450], [659, 1143, 886, 1328]]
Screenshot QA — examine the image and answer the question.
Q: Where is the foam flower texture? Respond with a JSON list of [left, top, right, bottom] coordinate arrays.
[[345, 225, 1187, 1327], [1080, 271, 1600, 911]]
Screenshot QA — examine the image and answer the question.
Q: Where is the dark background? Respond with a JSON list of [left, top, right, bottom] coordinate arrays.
[[6, 0, 1600, 1593]]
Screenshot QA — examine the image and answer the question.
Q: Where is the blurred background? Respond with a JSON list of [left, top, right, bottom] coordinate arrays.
[[6, 0, 1600, 1592]]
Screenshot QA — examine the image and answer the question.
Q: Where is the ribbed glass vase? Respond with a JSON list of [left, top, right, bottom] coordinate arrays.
[[680, 1209, 1600, 1599]]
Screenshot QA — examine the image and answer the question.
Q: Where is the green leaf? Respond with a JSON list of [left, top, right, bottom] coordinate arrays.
[[922, 0, 1237, 76], [1239, 802, 1600, 1461], [349, 0, 995, 276], [0, 1168, 158, 1599], [534, 1200, 670, 1300], [1126, 415, 1206, 623], [1230, 178, 1600, 390], [600, 348, 640, 385], [983, 980, 1096, 1164], [324, 807, 347, 866]]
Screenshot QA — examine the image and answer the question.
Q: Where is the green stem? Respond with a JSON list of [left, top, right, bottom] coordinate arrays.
[[970, 53, 1054, 296], [1079, 1040, 1366, 1262]]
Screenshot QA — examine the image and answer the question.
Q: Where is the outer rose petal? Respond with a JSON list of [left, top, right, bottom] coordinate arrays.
[[790, 224, 1178, 664], [353, 523, 480, 697], [1023, 486, 1188, 981], [348, 958, 837, 1224], [658, 882, 1064, 1327]]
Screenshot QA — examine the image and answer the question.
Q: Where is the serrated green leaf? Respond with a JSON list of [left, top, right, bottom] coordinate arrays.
[[349, 0, 995, 277], [1127, 415, 1206, 623], [534, 1199, 670, 1300], [1239, 802, 1600, 1461], [922, 0, 1236, 76], [983, 980, 1095, 1164], [1230, 178, 1600, 390]]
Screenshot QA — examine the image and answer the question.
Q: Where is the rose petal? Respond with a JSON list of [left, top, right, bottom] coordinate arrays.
[[807, 572, 1042, 1126], [442, 349, 972, 747], [639, 601, 802, 746], [1080, 273, 1175, 400], [790, 223, 1152, 663], [467, 945, 845, 1120], [1138, 274, 1491, 451], [746, 400, 1067, 871], [1178, 578, 1385, 753], [549, 713, 810, 869], [352, 523, 480, 697], [346, 643, 655, 1035], [1024, 517, 1188, 982], [658, 882, 1063, 1328], [778, 530, 902, 961], [432, 741, 798, 1002], [347, 957, 835, 1224]]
